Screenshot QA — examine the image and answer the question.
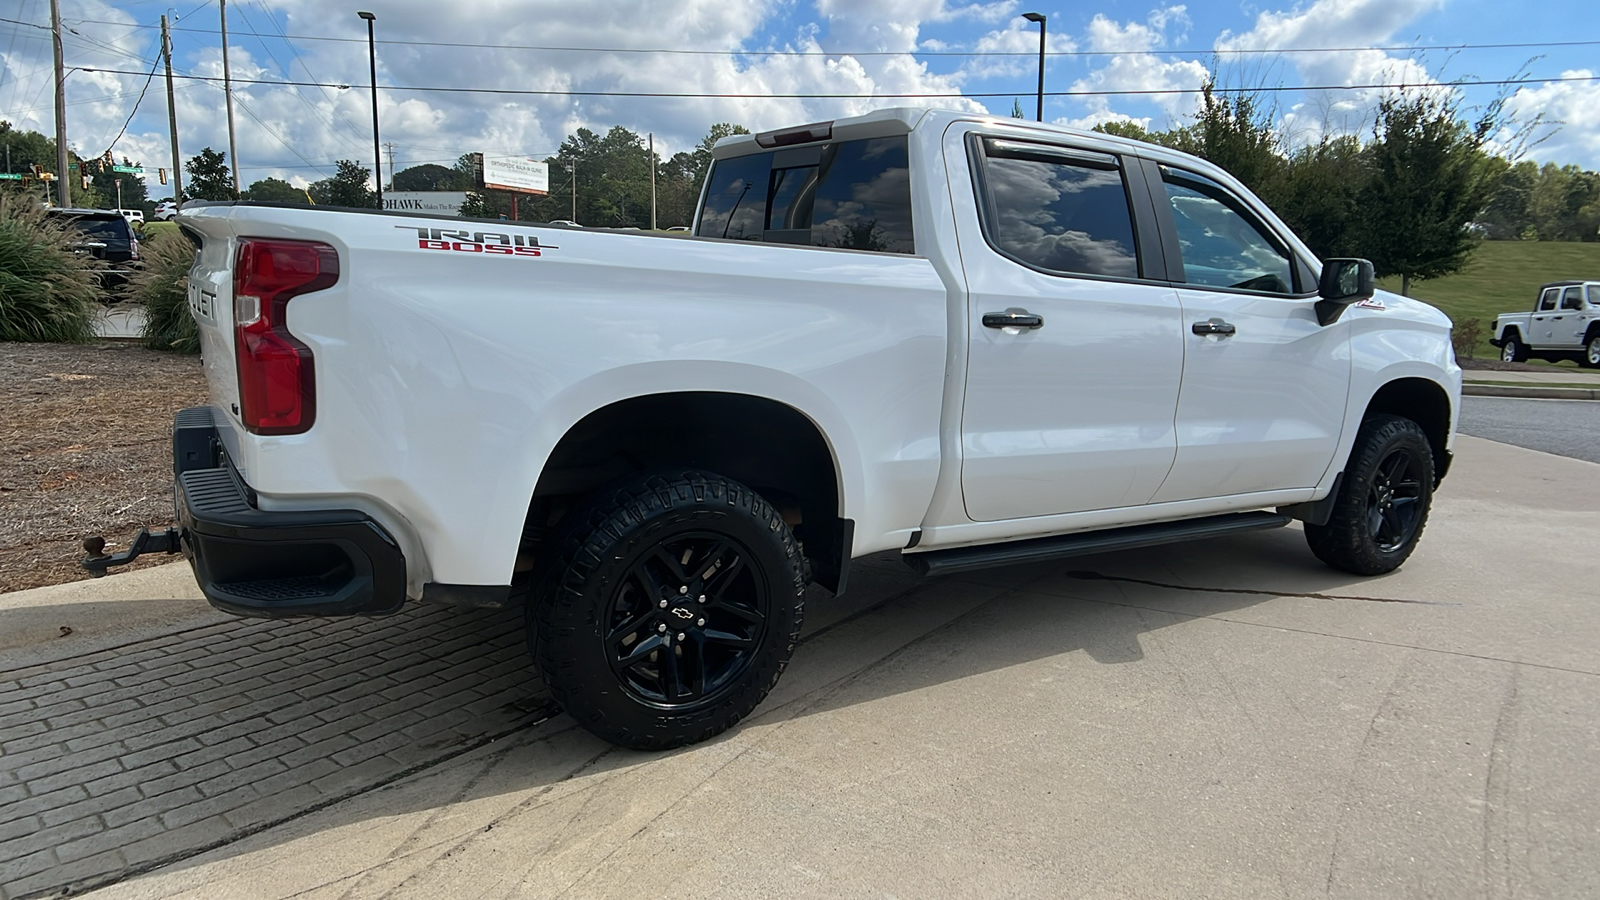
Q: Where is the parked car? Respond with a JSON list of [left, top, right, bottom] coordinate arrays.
[[46, 208, 139, 291], [119, 208, 145, 226], [153, 200, 178, 221], [1490, 281, 1600, 367], [95, 108, 1460, 751]]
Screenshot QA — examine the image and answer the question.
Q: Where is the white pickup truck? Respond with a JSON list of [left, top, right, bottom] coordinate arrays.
[[91, 108, 1460, 750], [1490, 280, 1600, 367]]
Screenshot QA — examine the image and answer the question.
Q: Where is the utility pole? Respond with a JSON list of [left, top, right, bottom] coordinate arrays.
[[220, 0, 240, 195], [115, 178, 123, 211], [648, 133, 656, 230], [49, 0, 70, 207], [570, 158, 577, 222], [162, 15, 185, 211], [384, 142, 395, 189]]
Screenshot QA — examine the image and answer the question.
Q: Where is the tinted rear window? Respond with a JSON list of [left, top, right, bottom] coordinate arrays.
[[54, 215, 131, 242], [697, 135, 914, 254]]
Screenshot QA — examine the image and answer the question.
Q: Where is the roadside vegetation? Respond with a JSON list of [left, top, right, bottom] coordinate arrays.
[[124, 228, 200, 353], [0, 193, 104, 343]]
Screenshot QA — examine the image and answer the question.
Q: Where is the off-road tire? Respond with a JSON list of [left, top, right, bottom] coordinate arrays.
[[530, 470, 806, 751], [1582, 333, 1600, 369], [1304, 415, 1435, 576], [1500, 333, 1529, 363]]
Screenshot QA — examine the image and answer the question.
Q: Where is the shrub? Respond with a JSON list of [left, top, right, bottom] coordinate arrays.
[[1451, 316, 1484, 360], [0, 194, 104, 342], [125, 228, 199, 353]]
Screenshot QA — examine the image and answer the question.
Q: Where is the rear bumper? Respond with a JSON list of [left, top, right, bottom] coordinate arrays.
[[173, 407, 407, 618]]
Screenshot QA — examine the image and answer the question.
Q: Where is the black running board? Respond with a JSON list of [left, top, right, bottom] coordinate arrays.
[[903, 511, 1292, 576]]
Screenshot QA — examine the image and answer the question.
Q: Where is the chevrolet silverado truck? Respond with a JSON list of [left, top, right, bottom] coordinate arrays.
[[1490, 280, 1600, 367], [89, 108, 1461, 750]]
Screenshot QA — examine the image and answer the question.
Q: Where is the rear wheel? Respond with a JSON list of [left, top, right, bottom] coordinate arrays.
[[530, 470, 806, 751], [1582, 334, 1600, 369], [1500, 333, 1529, 363], [1305, 415, 1435, 575]]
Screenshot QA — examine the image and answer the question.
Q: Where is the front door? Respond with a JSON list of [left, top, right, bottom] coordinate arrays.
[[1144, 165, 1351, 503], [950, 129, 1185, 521]]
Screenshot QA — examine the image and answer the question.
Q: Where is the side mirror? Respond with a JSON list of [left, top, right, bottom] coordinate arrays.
[[1315, 258, 1375, 326]]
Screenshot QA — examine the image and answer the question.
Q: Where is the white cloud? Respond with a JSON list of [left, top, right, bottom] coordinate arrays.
[[1502, 72, 1600, 169], [1065, 8, 1208, 124], [961, 20, 1076, 81]]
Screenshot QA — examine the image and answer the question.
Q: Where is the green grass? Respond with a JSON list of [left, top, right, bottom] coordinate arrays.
[[1377, 240, 1600, 364]]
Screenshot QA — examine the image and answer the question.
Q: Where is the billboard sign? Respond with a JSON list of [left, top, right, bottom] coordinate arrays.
[[382, 191, 470, 215], [481, 155, 549, 194]]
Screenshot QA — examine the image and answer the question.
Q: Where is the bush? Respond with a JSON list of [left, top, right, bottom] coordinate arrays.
[[0, 194, 104, 342], [125, 228, 199, 353], [1451, 316, 1484, 360]]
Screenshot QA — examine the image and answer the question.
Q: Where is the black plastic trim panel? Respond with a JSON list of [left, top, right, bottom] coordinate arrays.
[[173, 406, 408, 618]]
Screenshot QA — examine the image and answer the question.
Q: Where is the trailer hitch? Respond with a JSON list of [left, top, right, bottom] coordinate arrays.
[[80, 528, 183, 577]]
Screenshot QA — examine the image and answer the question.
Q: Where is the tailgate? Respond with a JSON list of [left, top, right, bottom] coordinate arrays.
[[178, 213, 243, 422]]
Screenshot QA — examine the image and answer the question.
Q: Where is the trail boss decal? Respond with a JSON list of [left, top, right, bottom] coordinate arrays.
[[397, 226, 555, 258]]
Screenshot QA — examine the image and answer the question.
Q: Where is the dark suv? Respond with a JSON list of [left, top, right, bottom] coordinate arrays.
[[47, 208, 140, 292]]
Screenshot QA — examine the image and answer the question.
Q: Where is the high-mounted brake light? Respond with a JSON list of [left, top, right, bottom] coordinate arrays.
[[754, 121, 833, 148], [233, 238, 338, 435]]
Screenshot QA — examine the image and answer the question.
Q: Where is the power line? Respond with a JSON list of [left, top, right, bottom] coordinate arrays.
[[100, 41, 162, 159], [54, 20, 1600, 58], [76, 67, 1600, 99]]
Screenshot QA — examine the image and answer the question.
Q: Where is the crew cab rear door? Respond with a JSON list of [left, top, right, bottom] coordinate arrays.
[[948, 126, 1184, 521]]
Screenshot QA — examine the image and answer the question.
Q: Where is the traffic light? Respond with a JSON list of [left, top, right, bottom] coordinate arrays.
[[82, 175, 90, 189], [158, 168, 167, 185]]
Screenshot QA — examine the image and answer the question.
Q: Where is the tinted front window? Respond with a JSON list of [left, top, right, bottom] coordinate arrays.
[[1539, 290, 1558, 311], [1163, 169, 1293, 293], [696, 136, 914, 254], [980, 144, 1138, 278], [697, 152, 771, 240]]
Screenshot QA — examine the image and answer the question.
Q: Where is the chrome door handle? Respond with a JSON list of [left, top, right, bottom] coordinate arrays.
[[1192, 318, 1236, 336], [982, 309, 1044, 330]]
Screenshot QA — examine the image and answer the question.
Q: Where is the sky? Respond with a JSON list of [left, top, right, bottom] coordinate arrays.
[[1, 0, 1596, 196]]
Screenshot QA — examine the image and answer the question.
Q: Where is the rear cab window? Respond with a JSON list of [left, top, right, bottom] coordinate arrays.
[[696, 135, 915, 254]]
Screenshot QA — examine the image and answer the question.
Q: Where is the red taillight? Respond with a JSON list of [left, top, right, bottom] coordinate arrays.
[[233, 238, 338, 435]]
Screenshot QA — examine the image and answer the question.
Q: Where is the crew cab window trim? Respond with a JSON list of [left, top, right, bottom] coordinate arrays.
[[1151, 164, 1314, 298], [966, 132, 1170, 284]]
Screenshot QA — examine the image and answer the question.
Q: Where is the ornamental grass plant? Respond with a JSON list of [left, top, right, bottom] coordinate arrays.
[[125, 227, 199, 353], [0, 193, 103, 343]]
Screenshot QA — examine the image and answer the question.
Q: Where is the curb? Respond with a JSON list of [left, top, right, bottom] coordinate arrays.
[[1463, 383, 1600, 401]]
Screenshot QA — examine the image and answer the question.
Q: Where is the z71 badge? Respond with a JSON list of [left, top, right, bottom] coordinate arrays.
[[397, 226, 555, 257]]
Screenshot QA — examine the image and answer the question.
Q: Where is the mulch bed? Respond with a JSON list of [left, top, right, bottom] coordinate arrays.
[[1458, 356, 1588, 373], [1, 342, 208, 593]]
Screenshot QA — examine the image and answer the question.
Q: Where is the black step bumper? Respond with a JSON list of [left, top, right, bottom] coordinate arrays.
[[174, 407, 407, 618]]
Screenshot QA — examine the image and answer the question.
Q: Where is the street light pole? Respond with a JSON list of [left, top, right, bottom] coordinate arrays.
[[357, 11, 382, 209], [1023, 12, 1047, 122], [220, 0, 241, 195]]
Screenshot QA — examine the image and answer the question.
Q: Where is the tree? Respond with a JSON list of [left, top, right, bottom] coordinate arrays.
[[1166, 82, 1285, 202], [1010, 99, 1026, 119], [307, 160, 375, 208], [185, 147, 235, 201], [1357, 90, 1500, 294], [1091, 120, 1160, 144], [243, 177, 306, 203], [88, 156, 150, 212], [392, 164, 468, 192], [1275, 135, 1369, 260]]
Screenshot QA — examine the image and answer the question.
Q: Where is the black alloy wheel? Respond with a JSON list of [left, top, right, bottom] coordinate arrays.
[[1364, 447, 1426, 552], [1305, 414, 1435, 575], [603, 531, 768, 707], [530, 470, 806, 750]]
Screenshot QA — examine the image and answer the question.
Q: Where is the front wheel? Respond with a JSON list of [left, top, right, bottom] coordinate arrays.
[[1500, 335, 1528, 363], [1305, 415, 1435, 575], [530, 470, 806, 751], [1582, 334, 1600, 369]]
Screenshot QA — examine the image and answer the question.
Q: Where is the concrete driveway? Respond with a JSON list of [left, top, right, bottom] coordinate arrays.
[[2, 435, 1596, 899]]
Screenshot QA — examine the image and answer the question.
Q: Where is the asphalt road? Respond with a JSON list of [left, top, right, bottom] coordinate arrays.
[[0, 435, 1589, 900], [1459, 396, 1600, 464]]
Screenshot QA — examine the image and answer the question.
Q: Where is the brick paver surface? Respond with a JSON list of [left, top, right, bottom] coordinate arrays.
[[0, 603, 552, 899]]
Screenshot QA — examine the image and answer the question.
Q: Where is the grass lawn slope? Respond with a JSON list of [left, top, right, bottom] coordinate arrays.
[[1379, 240, 1600, 363]]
